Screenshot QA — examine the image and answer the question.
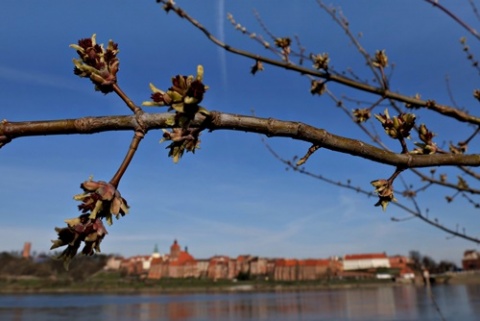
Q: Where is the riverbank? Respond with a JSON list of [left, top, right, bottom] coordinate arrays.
[[0, 272, 407, 294], [437, 270, 480, 285], [1, 271, 478, 294]]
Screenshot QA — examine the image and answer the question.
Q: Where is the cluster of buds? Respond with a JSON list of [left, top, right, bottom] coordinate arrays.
[[449, 141, 467, 154], [352, 108, 371, 123], [411, 124, 437, 154], [143, 66, 209, 161], [474, 89, 480, 102], [74, 179, 129, 224], [160, 128, 200, 163], [274, 37, 291, 61], [311, 53, 330, 71], [371, 179, 396, 211], [162, 0, 175, 12], [440, 174, 447, 183], [143, 65, 209, 119], [51, 178, 129, 268], [457, 176, 469, 190], [374, 108, 416, 140], [372, 50, 388, 68], [251, 60, 264, 75], [70, 34, 119, 93], [51, 215, 107, 270], [311, 80, 327, 96]]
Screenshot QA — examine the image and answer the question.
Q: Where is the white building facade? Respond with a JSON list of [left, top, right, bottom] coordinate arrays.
[[343, 253, 390, 271]]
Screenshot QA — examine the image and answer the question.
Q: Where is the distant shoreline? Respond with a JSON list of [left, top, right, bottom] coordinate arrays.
[[1, 271, 478, 295], [0, 281, 406, 295]]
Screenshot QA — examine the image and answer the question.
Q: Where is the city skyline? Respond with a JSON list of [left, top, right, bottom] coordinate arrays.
[[15, 239, 464, 267]]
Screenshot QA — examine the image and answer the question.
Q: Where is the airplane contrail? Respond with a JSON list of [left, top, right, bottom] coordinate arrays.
[[216, 0, 228, 89]]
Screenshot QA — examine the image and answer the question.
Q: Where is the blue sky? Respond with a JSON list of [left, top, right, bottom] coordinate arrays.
[[1, 1, 479, 264]]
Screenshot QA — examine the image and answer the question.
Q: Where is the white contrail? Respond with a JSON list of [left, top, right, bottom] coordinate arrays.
[[216, 0, 228, 88]]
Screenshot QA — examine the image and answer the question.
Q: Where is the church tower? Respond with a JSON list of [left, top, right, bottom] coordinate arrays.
[[170, 239, 181, 259]]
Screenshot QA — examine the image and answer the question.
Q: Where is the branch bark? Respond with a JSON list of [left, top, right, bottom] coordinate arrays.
[[2, 111, 480, 168]]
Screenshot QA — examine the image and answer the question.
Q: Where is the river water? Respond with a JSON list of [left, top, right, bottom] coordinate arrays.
[[0, 284, 479, 321]]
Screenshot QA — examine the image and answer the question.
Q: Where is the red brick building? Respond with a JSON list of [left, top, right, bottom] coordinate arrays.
[[273, 258, 341, 281], [389, 255, 415, 279], [462, 250, 480, 270], [148, 240, 197, 279]]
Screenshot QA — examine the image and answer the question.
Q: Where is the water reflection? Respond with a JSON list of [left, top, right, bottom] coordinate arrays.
[[96, 285, 480, 321], [466, 283, 480, 315], [1, 284, 480, 321]]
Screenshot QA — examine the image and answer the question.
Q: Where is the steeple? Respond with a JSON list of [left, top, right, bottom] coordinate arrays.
[[152, 243, 160, 259]]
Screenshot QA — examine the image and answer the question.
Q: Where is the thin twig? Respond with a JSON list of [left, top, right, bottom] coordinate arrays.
[[315, 0, 383, 85], [110, 131, 144, 188], [113, 83, 143, 115], [445, 75, 459, 108], [157, 0, 480, 126], [263, 138, 480, 243], [470, 0, 480, 21], [425, 0, 480, 40]]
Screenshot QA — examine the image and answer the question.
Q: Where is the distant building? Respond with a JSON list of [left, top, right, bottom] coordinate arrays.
[[22, 242, 31, 259], [462, 250, 480, 270], [148, 239, 197, 279], [207, 255, 235, 280], [117, 242, 421, 282], [236, 255, 254, 277], [273, 258, 341, 281], [343, 253, 390, 271], [104, 256, 123, 270], [120, 255, 147, 275], [119, 244, 166, 276], [196, 259, 210, 278], [389, 255, 415, 279]]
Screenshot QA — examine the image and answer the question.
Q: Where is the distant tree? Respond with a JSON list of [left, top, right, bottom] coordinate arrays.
[[408, 250, 458, 273], [422, 256, 438, 271], [437, 260, 458, 273], [1, 1, 479, 268], [408, 251, 422, 272], [0, 252, 107, 279]]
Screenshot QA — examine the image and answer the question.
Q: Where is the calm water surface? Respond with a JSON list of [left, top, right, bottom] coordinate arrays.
[[0, 284, 479, 321]]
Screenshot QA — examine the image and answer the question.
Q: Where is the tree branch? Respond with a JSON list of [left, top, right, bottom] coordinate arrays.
[[109, 131, 144, 188], [425, 0, 480, 41], [158, 0, 480, 126], [264, 140, 480, 243], [2, 111, 480, 168]]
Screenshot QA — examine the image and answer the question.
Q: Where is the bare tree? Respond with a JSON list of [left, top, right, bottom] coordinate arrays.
[[1, 1, 479, 267]]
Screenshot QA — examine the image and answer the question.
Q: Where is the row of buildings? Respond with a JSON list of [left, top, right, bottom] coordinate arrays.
[[105, 239, 417, 281]]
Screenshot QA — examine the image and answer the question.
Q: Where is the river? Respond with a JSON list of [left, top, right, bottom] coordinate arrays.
[[0, 284, 479, 321]]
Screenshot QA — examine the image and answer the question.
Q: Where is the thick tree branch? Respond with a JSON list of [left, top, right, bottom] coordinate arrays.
[[2, 111, 480, 168]]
